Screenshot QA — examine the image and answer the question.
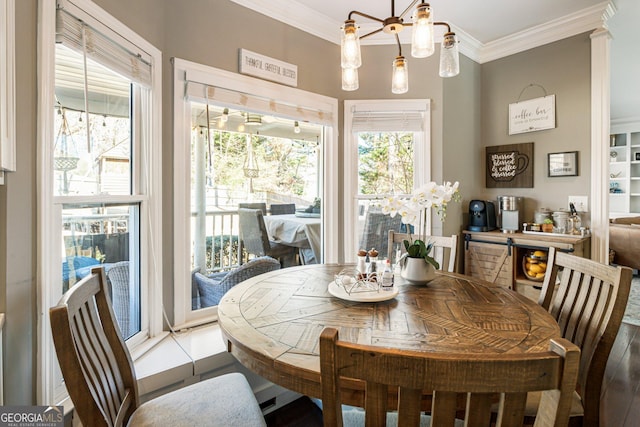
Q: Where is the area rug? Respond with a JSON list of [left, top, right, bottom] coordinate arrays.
[[623, 276, 640, 326]]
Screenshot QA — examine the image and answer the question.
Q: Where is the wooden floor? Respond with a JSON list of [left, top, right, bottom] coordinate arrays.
[[266, 321, 640, 427]]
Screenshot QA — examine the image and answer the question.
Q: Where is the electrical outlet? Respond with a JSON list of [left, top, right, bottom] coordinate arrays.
[[568, 196, 588, 212]]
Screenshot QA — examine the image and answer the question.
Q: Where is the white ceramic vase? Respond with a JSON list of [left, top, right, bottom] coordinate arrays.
[[401, 257, 436, 284]]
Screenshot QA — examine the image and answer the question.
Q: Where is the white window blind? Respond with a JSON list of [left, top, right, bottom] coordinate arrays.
[[56, 7, 151, 87], [350, 110, 426, 132], [185, 80, 334, 126]]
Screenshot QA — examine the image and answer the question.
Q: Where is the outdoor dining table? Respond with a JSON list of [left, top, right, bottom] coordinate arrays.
[[217, 263, 561, 408], [263, 213, 321, 264]]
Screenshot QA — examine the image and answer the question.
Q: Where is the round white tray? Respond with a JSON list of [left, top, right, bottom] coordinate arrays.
[[327, 280, 399, 302]]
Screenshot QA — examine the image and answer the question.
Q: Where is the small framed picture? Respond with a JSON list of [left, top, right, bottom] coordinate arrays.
[[548, 151, 578, 177], [636, 152, 640, 161]]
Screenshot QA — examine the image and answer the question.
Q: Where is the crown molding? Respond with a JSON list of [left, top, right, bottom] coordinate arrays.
[[611, 116, 640, 127], [231, 0, 615, 65], [229, 0, 340, 44], [477, 1, 615, 63]]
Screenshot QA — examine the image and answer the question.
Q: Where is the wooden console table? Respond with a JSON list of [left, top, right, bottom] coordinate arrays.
[[463, 230, 591, 301]]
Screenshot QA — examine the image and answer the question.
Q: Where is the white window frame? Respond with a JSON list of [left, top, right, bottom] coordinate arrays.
[[172, 58, 339, 328], [36, 0, 163, 405], [343, 99, 432, 262], [0, 0, 16, 184]]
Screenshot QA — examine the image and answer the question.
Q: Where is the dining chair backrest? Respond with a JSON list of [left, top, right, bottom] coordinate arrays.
[[388, 231, 458, 272], [270, 203, 296, 215], [319, 327, 580, 427], [238, 208, 271, 256], [239, 202, 267, 215], [359, 207, 403, 258], [50, 267, 266, 427], [537, 247, 633, 427]]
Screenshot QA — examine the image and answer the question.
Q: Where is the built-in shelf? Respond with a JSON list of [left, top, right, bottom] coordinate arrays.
[[610, 124, 640, 215]]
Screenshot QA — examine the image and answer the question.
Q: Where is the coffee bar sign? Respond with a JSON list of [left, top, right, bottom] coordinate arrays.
[[508, 95, 555, 135], [239, 49, 298, 87]]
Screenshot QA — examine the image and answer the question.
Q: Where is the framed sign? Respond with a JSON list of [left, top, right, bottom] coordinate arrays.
[[486, 142, 534, 188], [548, 151, 578, 177], [508, 95, 555, 135], [238, 49, 298, 87]]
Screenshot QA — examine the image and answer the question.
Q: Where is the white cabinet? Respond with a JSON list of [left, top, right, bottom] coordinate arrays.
[[609, 124, 640, 215]]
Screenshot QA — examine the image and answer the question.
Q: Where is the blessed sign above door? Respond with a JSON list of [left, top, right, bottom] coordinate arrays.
[[486, 142, 534, 188]]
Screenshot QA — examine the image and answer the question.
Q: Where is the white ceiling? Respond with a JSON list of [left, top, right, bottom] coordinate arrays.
[[233, 0, 639, 121], [232, 0, 612, 62]]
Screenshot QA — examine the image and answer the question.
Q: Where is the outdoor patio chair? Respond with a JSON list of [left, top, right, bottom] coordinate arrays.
[[238, 208, 298, 266], [358, 207, 402, 258], [269, 203, 296, 215], [194, 256, 280, 308], [50, 267, 266, 427], [239, 202, 267, 215], [105, 261, 133, 339], [319, 327, 580, 427], [531, 247, 633, 427]]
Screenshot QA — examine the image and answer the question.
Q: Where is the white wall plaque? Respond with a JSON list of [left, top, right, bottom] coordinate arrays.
[[508, 95, 556, 135], [238, 49, 298, 87]]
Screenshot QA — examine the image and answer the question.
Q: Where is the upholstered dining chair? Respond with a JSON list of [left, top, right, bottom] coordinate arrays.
[[532, 247, 633, 427], [388, 231, 458, 272], [50, 267, 266, 427], [193, 256, 280, 308], [269, 203, 296, 215], [319, 327, 580, 427], [238, 208, 298, 266]]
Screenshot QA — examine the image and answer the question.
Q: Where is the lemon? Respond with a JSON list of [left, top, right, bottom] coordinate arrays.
[[536, 272, 545, 278], [529, 264, 542, 274], [525, 262, 531, 270], [538, 262, 547, 269], [533, 250, 547, 258]]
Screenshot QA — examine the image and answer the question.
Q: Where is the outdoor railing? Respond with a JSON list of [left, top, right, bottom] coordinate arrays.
[[193, 209, 243, 273]]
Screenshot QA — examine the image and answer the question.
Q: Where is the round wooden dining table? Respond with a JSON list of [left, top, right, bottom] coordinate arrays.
[[217, 264, 561, 407]]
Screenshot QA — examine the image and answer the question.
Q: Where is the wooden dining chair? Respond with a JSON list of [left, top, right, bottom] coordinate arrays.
[[50, 267, 266, 427], [533, 247, 633, 427], [388, 230, 458, 272], [319, 327, 580, 427]]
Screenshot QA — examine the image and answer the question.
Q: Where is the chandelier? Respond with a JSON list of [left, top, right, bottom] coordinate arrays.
[[341, 1, 460, 94]]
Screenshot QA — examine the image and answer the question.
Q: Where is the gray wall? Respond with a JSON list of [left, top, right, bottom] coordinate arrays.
[[1, 0, 591, 404], [1, 0, 38, 405], [480, 33, 592, 222]]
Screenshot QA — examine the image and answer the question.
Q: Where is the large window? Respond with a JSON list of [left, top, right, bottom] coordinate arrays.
[[173, 59, 339, 327], [38, 0, 162, 405], [344, 100, 431, 261]]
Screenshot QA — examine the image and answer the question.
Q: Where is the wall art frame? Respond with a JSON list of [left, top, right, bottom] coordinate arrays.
[[548, 151, 578, 177]]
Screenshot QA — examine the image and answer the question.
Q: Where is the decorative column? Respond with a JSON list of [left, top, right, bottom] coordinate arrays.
[[590, 27, 611, 263]]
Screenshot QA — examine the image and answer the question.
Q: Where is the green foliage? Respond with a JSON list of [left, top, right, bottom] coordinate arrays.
[[357, 132, 414, 195], [199, 129, 316, 199], [402, 239, 440, 269], [542, 218, 554, 224]]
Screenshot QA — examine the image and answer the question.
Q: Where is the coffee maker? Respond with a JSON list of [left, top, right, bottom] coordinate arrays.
[[468, 200, 497, 231]]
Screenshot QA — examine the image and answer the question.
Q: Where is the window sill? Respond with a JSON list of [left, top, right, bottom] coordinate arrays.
[[133, 322, 235, 400]]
